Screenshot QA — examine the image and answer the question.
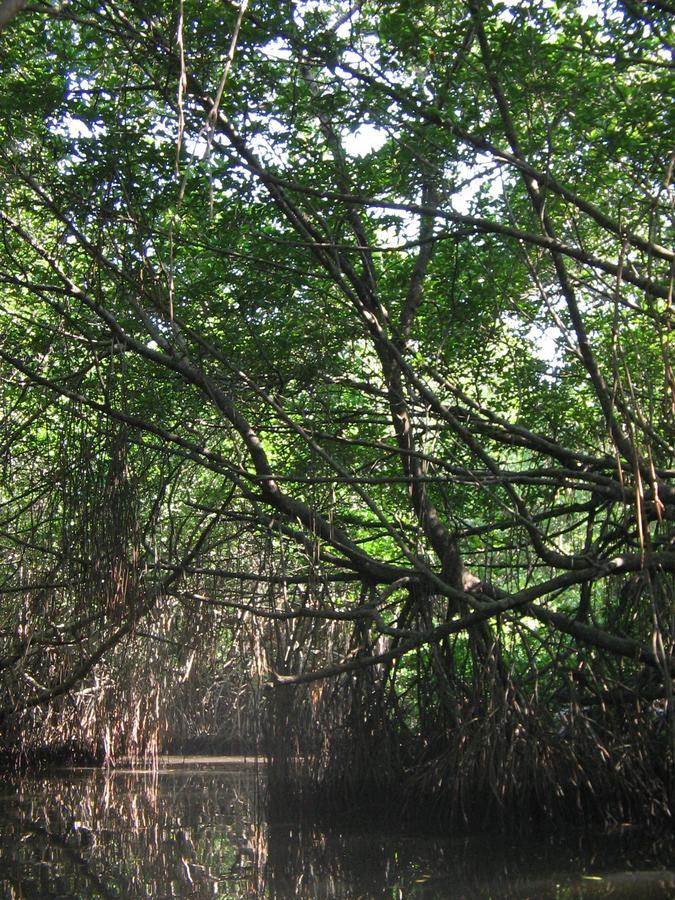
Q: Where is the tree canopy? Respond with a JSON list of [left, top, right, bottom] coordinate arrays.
[[0, 0, 673, 821]]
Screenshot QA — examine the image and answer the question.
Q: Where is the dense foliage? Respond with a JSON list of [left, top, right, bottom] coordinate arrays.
[[0, 0, 673, 822]]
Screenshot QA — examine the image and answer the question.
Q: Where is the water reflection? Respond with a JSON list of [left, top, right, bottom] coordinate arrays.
[[0, 758, 265, 899], [0, 758, 672, 898], [266, 819, 675, 899]]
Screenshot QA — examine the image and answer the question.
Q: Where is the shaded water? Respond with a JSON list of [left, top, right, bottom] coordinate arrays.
[[0, 757, 672, 898]]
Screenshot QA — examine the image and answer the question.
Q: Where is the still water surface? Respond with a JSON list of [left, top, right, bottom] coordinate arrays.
[[0, 757, 672, 898]]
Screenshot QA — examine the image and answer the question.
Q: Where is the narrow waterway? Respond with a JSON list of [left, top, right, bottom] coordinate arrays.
[[0, 757, 672, 898]]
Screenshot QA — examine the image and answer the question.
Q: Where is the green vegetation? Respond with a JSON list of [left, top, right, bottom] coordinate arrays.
[[0, 0, 673, 825]]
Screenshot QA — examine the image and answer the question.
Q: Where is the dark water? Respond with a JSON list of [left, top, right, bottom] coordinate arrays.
[[0, 757, 672, 899]]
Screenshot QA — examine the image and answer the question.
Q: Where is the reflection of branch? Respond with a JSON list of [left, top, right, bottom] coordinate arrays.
[[17, 823, 118, 900]]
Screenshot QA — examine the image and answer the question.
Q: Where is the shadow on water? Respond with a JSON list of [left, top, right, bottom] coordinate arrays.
[[0, 757, 672, 899]]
